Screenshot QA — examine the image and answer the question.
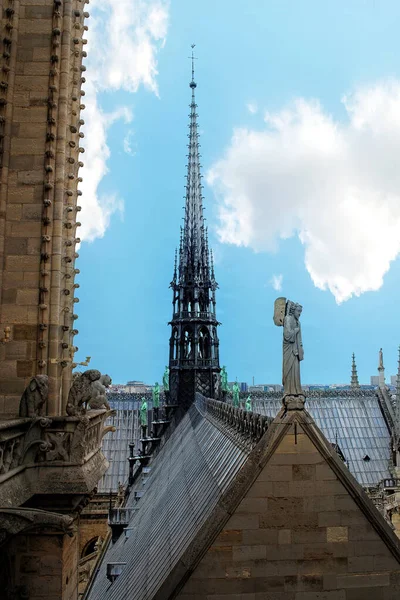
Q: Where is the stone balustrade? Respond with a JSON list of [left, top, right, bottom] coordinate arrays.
[[0, 409, 114, 507], [196, 394, 272, 449]]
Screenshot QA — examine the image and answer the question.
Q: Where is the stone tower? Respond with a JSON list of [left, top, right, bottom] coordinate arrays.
[[0, 0, 88, 417], [350, 352, 360, 389], [168, 50, 220, 406], [0, 2, 112, 598]]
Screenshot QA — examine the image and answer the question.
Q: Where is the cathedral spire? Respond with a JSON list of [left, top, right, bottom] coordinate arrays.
[[350, 353, 360, 389], [179, 44, 210, 284], [168, 47, 221, 406]]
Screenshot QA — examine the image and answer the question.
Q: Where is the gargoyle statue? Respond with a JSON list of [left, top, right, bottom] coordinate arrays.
[[19, 375, 48, 418]]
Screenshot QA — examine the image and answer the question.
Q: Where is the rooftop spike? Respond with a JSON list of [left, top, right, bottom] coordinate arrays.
[[350, 353, 360, 389]]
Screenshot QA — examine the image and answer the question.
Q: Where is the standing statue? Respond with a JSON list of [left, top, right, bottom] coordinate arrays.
[[245, 395, 252, 412], [163, 367, 170, 392], [232, 381, 240, 408], [152, 382, 160, 420], [140, 398, 148, 438], [274, 297, 305, 409], [221, 366, 228, 392], [19, 375, 48, 417]]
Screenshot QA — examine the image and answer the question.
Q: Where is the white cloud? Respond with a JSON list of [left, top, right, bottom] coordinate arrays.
[[247, 102, 258, 115], [207, 80, 400, 303], [79, 0, 169, 241], [270, 274, 283, 292], [123, 130, 136, 156]]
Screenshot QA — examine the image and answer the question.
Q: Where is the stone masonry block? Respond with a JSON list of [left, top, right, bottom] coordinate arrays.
[[278, 529, 291, 545], [326, 527, 348, 543], [214, 530, 242, 546], [258, 465, 293, 482], [292, 464, 316, 481], [316, 463, 338, 481], [225, 514, 260, 530], [336, 572, 390, 588], [242, 529, 278, 546], [269, 452, 324, 466], [236, 497, 268, 514], [17, 360, 34, 378], [232, 545, 266, 562], [2, 288, 18, 304], [5, 237, 28, 255]]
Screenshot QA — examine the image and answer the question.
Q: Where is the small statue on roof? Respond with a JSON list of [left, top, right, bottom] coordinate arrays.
[[221, 366, 228, 393], [152, 382, 160, 420], [140, 398, 148, 438], [245, 395, 252, 412], [163, 367, 170, 392], [232, 381, 240, 408]]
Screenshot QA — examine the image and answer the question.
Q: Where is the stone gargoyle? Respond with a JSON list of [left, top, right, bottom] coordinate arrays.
[[66, 370, 112, 415], [19, 375, 48, 418]]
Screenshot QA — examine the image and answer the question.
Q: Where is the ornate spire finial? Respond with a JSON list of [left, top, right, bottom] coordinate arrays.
[[351, 353, 360, 389], [189, 43, 197, 89]]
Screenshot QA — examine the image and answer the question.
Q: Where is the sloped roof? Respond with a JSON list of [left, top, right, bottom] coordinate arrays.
[[88, 399, 267, 600], [253, 391, 391, 486], [89, 397, 400, 600]]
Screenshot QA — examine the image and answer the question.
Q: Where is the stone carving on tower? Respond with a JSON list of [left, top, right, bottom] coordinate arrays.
[[168, 47, 220, 405], [378, 347, 386, 390], [351, 353, 360, 389]]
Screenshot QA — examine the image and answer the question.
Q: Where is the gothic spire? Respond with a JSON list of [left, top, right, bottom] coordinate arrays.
[[350, 353, 360, 389], [179, 44, 210, 283]]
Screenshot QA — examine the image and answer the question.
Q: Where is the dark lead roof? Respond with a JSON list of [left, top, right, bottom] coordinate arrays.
[[253, 391, 392, 487], [89, 402, 249, 600]]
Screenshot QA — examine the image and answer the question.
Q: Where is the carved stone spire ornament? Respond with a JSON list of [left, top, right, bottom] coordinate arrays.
[[378, 347, 386, 390], [274, 297, 305, 410], [350, 353, 360, 389], [168, 46, 220, 406]]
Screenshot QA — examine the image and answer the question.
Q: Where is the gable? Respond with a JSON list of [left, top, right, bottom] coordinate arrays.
[[177, 414, 400, 600]]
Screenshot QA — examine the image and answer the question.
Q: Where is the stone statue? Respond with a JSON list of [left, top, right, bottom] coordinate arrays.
[[19, 375, 48, 417], [221, 366, 228, 392], [379, 348, 384, 369], [274, 297, 304, 408], [245, 395, 252, 411], [232, 381, 240, 407], [163, 367, 170, 392], [88, 374, 112, 410], [66, 369, 111, 415]]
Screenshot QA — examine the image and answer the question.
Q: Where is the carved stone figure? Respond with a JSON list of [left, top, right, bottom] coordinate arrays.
[[88, 374, 112, 410], [232, 381, 240, 407], [221, 366, 228, 392], [66, 369, 111, 416], [163, 367, 170, 392], [245, 395, 252, 411], [274, 298, 304, 408], [19, 375, 48, 418], [152, 382, 160, 420]]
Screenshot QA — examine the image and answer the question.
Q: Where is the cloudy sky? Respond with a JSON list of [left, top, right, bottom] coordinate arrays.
[[76, 0, 400, 385]]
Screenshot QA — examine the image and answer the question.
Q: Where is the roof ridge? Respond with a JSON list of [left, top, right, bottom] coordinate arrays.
[[195, 394, 272, 451]]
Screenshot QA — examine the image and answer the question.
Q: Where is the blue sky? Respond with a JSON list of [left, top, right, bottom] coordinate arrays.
[[76, 0, 400, 385]]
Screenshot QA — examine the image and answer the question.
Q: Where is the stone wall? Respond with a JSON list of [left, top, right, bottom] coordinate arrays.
[[177, 421, 400, 599], [2, 530, 79, 600], [0, 0, 88, 417]]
